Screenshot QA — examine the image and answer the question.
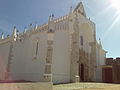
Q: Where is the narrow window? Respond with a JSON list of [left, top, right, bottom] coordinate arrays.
[[80, 36, 83, 46], [36, 41, 39, 56]]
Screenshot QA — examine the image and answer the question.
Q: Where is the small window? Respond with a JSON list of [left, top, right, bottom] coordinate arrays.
[[80, 36, 83, 46]]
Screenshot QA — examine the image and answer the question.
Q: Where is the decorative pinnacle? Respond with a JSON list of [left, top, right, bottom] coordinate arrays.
[[70, 6, 73, 13], [99, 38, 102, 46], [12, 26, 17, 37], [1, 32, 4, 39], [49, 13, 54, 22]]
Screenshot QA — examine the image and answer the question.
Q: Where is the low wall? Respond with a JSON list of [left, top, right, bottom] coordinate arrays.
[[0, 82, 52, 90]]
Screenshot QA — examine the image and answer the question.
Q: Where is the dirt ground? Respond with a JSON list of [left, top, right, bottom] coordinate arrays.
[[53, 82, 120, 90]]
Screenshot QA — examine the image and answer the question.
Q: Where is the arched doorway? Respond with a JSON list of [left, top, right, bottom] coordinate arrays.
[[79, 64, 84, 81]]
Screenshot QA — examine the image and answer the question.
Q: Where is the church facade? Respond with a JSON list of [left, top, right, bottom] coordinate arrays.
[[0, 2, 106, 84]]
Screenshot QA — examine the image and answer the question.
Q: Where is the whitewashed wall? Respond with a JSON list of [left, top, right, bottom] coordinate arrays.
[[10, 32, 48, 82], [96, 44, 106, 82], [0, 42, 10, 80], [52, 30, 70, 84], [79, 22, 95, 54], [24, 32, 47, 81]]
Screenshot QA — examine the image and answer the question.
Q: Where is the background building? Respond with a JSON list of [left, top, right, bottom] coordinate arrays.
[[102, 58, 120, 83]]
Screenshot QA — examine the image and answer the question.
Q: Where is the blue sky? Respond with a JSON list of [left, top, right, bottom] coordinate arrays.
[[0, 0, 119, 58]]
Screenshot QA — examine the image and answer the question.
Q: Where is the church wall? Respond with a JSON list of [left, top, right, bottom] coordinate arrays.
[[10, 32, 47, 82], [0, 42, 10, 80], [77, 15, 95, 57], [10, 40, 27, 80], [96, 44, 106, 82], [52, 30, 70, 83], [79, 23, 94, 53], [23, 32, 47, 81], [78, 16, 96, 81], [69, 13, 94, 56]]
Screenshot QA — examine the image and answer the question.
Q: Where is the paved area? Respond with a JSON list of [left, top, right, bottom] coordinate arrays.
[[53, 82, 120, 90], [0, 82, 52, 90]]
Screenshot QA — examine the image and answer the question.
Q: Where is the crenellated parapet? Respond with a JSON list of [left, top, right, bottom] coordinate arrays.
[[0, 14, 70, 46], [53, 15, 68, 23]]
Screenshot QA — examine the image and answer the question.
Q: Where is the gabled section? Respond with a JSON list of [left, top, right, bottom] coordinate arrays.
[[74, 2, 86, 17]]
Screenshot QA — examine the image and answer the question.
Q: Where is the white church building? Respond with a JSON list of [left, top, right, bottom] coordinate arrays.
[[0, 2, 106, 84]]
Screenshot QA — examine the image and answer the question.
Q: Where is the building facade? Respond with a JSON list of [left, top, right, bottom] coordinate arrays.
[[102, 58, 120, 83], [0, 2, 106, 84]]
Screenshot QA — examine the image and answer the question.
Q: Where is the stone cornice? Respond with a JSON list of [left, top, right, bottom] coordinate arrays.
[[0, 37, 13, 45]]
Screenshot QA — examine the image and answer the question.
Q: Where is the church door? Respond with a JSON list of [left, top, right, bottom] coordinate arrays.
[[80, 64, 84, 81]]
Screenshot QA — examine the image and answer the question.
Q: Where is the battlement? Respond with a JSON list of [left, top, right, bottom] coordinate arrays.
[[106, 58, 120, 65], [54, 15, 68, 23]]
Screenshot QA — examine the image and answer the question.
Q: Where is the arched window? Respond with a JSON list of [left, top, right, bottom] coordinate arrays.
[[33, 39, 39, 59]]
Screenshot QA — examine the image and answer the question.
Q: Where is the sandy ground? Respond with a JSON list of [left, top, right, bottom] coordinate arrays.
[[53, 82, 120, 90]]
